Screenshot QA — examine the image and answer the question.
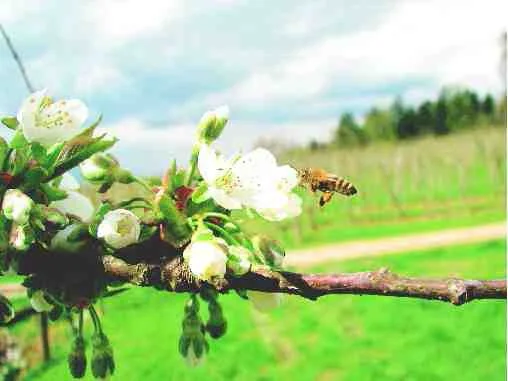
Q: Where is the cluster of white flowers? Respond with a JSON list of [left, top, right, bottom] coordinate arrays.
[[198, 144, 302, 221]]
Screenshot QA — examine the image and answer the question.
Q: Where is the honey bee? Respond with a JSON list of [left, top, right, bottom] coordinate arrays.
[[298, 168, 357, 207]]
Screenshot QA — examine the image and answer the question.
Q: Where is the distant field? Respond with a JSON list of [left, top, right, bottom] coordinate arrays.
[[22, 240, 506, 381], [243, 127, 506, 248]]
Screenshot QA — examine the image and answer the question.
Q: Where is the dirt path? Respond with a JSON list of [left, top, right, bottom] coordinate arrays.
[[286, 222, 506, 268]]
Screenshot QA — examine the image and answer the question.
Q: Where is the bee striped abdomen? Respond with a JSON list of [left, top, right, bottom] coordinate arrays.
[[335, 177, 357, 196]]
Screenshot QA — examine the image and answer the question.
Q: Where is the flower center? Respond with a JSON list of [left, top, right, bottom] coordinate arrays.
[[116, 218, 132, 236], [34, 99, 73, 129]]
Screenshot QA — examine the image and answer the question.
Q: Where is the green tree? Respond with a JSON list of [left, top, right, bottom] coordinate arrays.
[[434, 95, 449, 135], [334, 113, 366, 147], [482, 94, 495, 115], [363, 107, 396, 141], [415, 101, 435, 134]]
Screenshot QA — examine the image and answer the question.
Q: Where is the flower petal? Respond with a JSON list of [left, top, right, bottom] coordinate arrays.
[[208, 187, 243, 210], [51, 191, 95, 222]]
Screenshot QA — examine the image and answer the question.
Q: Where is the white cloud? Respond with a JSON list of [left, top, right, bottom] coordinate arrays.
[[209, 0, 506, 108], [0, 0, 43, 24], [85, 0, 184, 47]]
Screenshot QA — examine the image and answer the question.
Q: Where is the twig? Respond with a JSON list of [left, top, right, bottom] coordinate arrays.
[[102, 255, 506, 306]]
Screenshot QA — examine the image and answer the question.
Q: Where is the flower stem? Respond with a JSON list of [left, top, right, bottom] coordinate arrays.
[[203, 221, 242, 246], [78, 309, 84, 338], [88, 305, 103, 335], [133, 176, 153, 193]]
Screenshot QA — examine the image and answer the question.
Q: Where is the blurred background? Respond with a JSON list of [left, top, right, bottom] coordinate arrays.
[[0, 0, 506, 380]]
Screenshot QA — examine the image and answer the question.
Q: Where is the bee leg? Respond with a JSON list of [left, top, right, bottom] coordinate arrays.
[[319, 192, 333, 207]]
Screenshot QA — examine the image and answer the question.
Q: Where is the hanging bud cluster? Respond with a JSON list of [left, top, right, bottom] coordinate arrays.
[[179, 296, 209, 367]]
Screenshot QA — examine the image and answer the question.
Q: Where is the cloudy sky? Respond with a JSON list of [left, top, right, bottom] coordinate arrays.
[[0, 0, 506, 174]]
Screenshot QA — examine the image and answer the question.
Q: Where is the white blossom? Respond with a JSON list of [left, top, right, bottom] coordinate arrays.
[[17, 89, 88, 146], [2, 189, 34, 225], [255, 193, 302, 222], [50, 174, 95, 222], [197, 145, 302, 220], [97, 209, 141, 249], [248, 291, 282, 312], [183, 240, 228, 281], [30, 290, 53, 312]]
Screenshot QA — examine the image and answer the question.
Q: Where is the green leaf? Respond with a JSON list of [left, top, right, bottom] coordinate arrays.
[[9, 129, 28, 149], [40, 183, 69, 202], [157, 193, 192, 248], [50, 116, 117, 180], [67, 224, 89, 242], [89, 203, 112, 237], [22, 166, 49, 190], [191, 182, 209, 204], [139, 225, 157, 242], [45, 142, 65, 169], [28, 143, 48, 165], [171, 168, 187, 191], [0, 294, 14, 323], [1, 116, 18, 130], [0, 137, 9, 168], [8, 149, 28, 176]]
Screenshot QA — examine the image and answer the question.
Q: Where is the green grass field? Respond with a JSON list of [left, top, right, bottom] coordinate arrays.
[[21, 240, 506, 381], [244, 127, 505, 248]]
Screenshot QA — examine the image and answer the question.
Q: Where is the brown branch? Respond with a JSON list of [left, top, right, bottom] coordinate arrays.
[[102, 255, 506, 306]]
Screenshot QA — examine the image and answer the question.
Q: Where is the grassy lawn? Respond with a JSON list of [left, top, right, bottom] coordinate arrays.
[[22, 239, 506, 380]]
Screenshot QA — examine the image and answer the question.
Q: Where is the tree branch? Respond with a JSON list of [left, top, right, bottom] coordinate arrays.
[[101, 255, 506, 306]]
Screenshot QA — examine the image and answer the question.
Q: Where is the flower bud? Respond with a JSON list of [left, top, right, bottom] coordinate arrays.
[[0, 294, 15, 323], [206, 300, 227, 339], [183, 238, 227, 281], [30, 290, 53, 312], [227, 246, 251, 276], [196, 105, 229, 144], [80, 154, 117, 183], [68, 336, 87, 378], [9, 224, 34, 251], [179, 334, 209, 367], [91, 333, 115, 379], [50, 224, 88, 253], [252, 236, 285, 268], [39, 206, 69, 227], [179, 296, 209, 366], [2, 189, 34, 225], [97, 209, 141, 249], [247, 291, 282, 312]]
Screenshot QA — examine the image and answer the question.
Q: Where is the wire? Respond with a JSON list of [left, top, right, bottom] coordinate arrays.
[[0, 23, 35, 92]]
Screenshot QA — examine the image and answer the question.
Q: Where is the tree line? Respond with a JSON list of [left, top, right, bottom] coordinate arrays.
[[313, 88, 506, 150]]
